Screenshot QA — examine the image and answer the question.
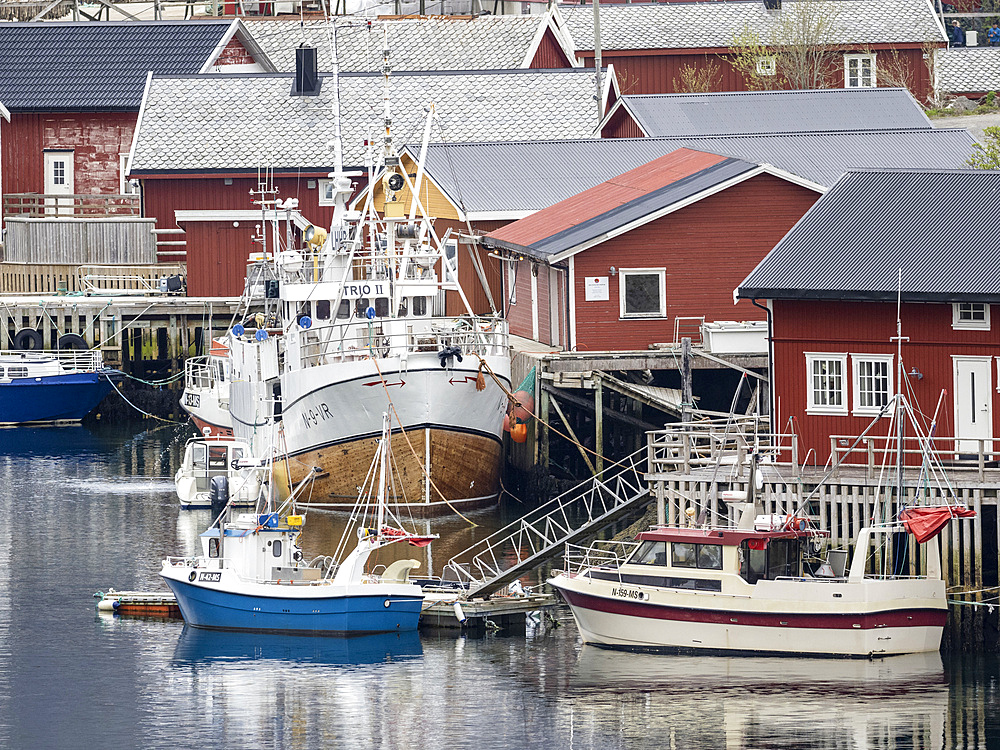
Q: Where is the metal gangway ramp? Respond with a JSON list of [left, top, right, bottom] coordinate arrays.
[[441, 447, 650, 599]]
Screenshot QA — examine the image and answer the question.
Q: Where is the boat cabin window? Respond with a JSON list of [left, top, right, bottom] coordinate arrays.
[[315, 300, 331, 320], [208, 537, 220, 558], [629, 541, 667, 566], [337, 300, 351, 320], [739, 539, 801, 584], [413, 296, 427, 316], [272, 539, 282, 558], [207, 446, 228, 472], [355, 298, 370, 317], [8, 366, 27, 378], [374, 297, 390, 317], [192, 442, 207, 466], [398, 299, 408, 318], [671, 542, 723, 570]]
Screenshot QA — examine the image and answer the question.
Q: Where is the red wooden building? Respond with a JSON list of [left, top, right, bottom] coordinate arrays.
[[0, 21, 271, 219], [556, 1, 946, 101], [482, 148, 823, 351], [738, 169, 1000, 466]]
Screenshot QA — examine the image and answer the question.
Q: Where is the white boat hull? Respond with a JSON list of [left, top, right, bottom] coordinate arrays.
[[550, 573, 946, 657]]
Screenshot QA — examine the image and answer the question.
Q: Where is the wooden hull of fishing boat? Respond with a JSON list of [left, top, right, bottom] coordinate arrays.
[[160, 570, 423, 634], [278, 427, 503, 516], [549, 574, 947, 658], [277, 353, 510, 516]]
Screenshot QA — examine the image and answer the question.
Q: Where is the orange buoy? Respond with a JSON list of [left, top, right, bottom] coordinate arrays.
[[511, 421, 528, 443]]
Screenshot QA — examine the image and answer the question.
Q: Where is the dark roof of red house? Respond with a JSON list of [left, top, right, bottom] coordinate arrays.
[[482, 148, 757, 260], [738, 169, 1000, 303], [0, 21, 256, 112]]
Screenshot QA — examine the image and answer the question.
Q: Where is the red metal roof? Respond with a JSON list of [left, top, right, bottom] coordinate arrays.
[[485, 148, 745, 257], [637, 525, 827, 546]]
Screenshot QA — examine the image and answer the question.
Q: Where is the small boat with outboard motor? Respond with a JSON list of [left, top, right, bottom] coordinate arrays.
[[175, 432, 264, 510]]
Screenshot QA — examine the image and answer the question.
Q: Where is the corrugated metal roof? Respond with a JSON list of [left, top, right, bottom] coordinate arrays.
[[618, 89, 932, 136], [559, 0, 946, 51], [737, 170, 1000, 302], [413, 130, 978, 214], [936, 47, 1000, 93], [484, 149, 756, 258], [0, 21, 236, 111], [243, 15, 569, 73], [130, 68, 605, 173]]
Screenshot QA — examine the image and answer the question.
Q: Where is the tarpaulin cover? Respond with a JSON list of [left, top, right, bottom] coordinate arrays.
[[900, 506, 976, 543]]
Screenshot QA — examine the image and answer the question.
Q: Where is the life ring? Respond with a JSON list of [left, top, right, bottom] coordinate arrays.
[[57, 333, 88, 350], [13, 328, 43, 351]]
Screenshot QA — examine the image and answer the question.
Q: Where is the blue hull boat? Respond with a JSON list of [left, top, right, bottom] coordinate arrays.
[[165, 575, 423, 634], [0, 351, 119, 424]]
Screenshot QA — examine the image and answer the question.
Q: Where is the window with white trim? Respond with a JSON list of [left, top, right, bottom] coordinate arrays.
[[318, 179, 336, 206], [619, 268, 666, 319], [756, 56, 777, 76], [851, 354, 893, 415], [844, 54, 876, 88], [805, 353, 848, 414], [953, 302, 990, 330]]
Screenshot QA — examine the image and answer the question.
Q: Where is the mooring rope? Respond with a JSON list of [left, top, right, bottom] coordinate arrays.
[[105, 373, 184, 424]]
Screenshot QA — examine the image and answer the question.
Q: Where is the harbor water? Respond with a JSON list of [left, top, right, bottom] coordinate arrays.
[[1, 422, 998, 749]]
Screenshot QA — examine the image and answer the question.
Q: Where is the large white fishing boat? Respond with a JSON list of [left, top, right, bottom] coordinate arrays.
[[227, 36, 510, 515]]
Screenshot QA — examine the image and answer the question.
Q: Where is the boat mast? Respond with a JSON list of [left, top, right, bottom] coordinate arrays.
[[377, 412, 389, 534]]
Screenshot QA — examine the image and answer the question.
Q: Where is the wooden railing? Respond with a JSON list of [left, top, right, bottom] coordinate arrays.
[[646, 419, 800, 476], [830, 434, 1000, 480], [3, 193, 140, 217]]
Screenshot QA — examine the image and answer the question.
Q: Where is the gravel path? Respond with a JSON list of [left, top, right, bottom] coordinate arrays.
[[930, 111, 1000, 141]]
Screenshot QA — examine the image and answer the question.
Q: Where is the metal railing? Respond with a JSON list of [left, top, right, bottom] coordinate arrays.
[[441, 446, 650, 598], [0, 349, 103, 371], [78, 264, 185, 296], [185, 355, 227, 394], [4, 193, 140, 217], [558, 539, 639, 578], [295, 317, 509, 367], [646, 419, 799, 475]]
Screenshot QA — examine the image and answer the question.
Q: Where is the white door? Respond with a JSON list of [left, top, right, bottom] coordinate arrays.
[[953, 356, 993, 456], [43, 151, 74, 215]]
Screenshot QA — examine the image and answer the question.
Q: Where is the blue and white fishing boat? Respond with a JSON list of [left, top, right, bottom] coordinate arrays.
[[0, 349, 120, 424], [160, 413, 436, 634]]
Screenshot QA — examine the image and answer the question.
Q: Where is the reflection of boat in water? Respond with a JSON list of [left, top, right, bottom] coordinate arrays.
[[172, 625, 422, 665], [570, 647, 947, 750]]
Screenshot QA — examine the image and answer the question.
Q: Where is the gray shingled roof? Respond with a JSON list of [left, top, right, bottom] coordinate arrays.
[[614, 89, 932, 136], [0, 21, 241, 111], [738, 169, 1000, 302], [936, 47, 1000, 93], [243, 15, 571, 73], [409, 130, 978, 214], [559, 0, 946, 51], [129, 69, 605, 173]]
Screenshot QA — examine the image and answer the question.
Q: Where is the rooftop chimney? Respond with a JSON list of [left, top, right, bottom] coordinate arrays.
[[292, 46, 320, 97]]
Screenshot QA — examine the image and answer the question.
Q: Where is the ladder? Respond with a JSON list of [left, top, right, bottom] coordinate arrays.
[[442, 446, 650, 599]]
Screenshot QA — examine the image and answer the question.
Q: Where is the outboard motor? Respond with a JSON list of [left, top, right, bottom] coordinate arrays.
[[210, 475, 229, 521]]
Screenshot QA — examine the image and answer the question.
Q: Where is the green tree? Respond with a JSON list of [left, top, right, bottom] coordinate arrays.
[[968, 126, 1000, 169]]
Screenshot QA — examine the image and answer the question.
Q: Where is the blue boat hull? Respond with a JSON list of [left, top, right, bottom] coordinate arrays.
[[0, 372, 116, 424], [162, 577, 423, 635]]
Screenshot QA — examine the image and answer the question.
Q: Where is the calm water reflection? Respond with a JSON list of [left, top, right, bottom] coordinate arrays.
[[0, 423, 996, 749]]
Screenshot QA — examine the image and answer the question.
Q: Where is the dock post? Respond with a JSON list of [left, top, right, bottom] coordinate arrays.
[[538, 386, 550, 472], [681, 337, 692, 423], [594, 377, 604, 478], [655, 480, 665, 525]]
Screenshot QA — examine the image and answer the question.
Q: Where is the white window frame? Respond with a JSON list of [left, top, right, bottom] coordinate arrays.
[[119, 153, 139, 195], [756, 56, 777, 76], [953, 302, 990, 331], [618, 268, 667, 319], [851, 354, 894, 416], [844, 53, 876, 88], [805, 352, 848, 415], [318, 178, 336, 206]]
